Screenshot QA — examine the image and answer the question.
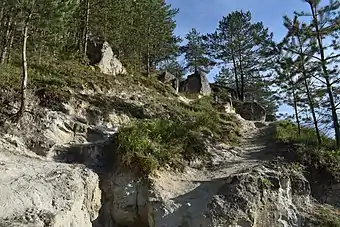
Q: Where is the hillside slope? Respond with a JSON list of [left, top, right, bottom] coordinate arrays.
[[0, 62, 339, 227]]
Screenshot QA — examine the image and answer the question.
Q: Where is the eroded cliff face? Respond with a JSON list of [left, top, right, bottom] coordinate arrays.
[[0, 85, 338, 227], [0, 138, 101, 227]]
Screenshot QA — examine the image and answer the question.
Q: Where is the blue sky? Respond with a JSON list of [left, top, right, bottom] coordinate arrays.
[[165, 0, 320, 114]]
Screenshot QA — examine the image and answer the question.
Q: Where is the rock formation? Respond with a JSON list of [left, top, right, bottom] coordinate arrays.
[[0, 67, 338, 227], [87, 37, 127, 76], [158, 71, 179, 92], [158, 71, 176, 84], [210, 83, 238, 100], [210, 83, 237, 114], [180, 71, 211, 96], [0, 138, 101, 227], [235, 101, 266, 121]]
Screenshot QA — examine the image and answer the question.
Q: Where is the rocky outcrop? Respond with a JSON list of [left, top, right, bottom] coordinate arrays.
[[145, 164, 315, 227], [0, 138, 101, 227], [205, 166, 312, 227], [180, 71, 211, 96], [211, 84, 237, 114], [158, 71, 176, 84], [235, 101, 266, 121], [158, 71, 179, 92], [210, 83, 238, 101], [87, 38, 127, 76], [1, 70, 338, 227]]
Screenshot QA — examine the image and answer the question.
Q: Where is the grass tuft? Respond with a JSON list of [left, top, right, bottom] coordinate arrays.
[[115, 119, 209, 177], [274, 120, 340, 181]]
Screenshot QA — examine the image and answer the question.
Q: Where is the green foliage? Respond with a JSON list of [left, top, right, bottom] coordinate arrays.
[[115, 118, 208, 177], [0, 58, 119, 110], [278, 0, 340, 148], [275, 121, 333, 147], [89, 0, 181, 72], [169, 96, 242, 144], [314, 205, 340, 227], [260, 177, 274, 189], [0, 64, 21, 89], [275, 120, 340, 180], [207, 10, 276, 108], [115, 96, 242, 177], [181, 28, 213, 73]]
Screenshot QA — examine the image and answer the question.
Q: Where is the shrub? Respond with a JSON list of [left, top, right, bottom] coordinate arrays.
[[314, 205, 340, 227], [115, 118, 209, 177], [274, 120, 340, 181]]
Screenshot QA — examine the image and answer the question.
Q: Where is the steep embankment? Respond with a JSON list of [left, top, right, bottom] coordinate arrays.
[[147, 122, 313, 227], [0, 61, 339, 227]]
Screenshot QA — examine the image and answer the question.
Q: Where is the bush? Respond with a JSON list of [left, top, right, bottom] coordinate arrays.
[[115, 118, 209, 177], [314, 205, 340, 227], [274, 120, 340, 181], [275, 121, 335, 148]]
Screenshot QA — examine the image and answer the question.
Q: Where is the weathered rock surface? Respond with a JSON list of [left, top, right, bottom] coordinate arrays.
[[0, 138, 101, 227], [0, 77, 338, 227], [180, 71, 211, 96], [142, 123, 313, 227], [158, 71, 176, 84], [87, 38, 127, 76], [210, 83, 238, 100], [158, 71, 179, 92], [235, 101, 266, 122], [205, 166, 312, 227]]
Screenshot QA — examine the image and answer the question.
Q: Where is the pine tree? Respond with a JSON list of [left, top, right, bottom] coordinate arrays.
[[181, 28, 213, 73], [207, 10, 274, 101], [296, 0, 340, 148], [214, 67, 233, 87], [281, 15, 322, 145], [12, 0, 76, 120]]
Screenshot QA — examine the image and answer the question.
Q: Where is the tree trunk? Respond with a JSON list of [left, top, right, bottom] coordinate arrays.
[[7, 23, 15, 64], [296, 34, 322, 145], [302, 69, 321, 145], [237, 44, 245, 101], [146, 24, 151, 77], [0, 4, 5, 29], [16, 12, 32, 121], [290, 77, 301, 135], [231, 55, 241, 100], [194, 55, 198, 73], [309, 2, 340, 148], [83, 0, 90, 59], [0, 16, 12, 65], [239, 56, 245, 101]]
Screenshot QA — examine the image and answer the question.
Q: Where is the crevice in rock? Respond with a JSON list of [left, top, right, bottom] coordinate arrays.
[[53, 126, 152, 227]]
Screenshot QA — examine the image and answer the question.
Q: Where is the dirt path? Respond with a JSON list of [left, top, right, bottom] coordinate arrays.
[[152, 122, 279, 226]]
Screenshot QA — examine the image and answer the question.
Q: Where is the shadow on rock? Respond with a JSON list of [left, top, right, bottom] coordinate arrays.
[[76, 93, 148, 124]]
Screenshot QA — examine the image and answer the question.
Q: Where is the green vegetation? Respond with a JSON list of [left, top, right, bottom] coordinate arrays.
[[0, 56, 242, 178], [275, 121, 333, 147], [115, 96, 242, 177], [275, 121, 340, 181], [314, 205, 340, 227], [260, 177, 274, 190], [116, 119, 207, 177]]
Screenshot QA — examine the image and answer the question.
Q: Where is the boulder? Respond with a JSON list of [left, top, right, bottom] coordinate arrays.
[[87, 38, 127, 76], [0, 139, 101, 227], [158, 71, 179, 92], [180, 71, 211, 96], [158, 71, 176, 84], [210, 83, 238, 101], [204, 165, 313, 227], [147, 165, 314, 227], [235, 101, 266, 121]]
